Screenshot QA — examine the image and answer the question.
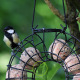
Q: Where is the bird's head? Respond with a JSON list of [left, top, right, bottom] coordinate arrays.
[[4, 26, 15, 34]]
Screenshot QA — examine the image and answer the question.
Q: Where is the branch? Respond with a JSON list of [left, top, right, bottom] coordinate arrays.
[[65, 0, 80, 54], [68, 0, 80, 12], [44, 0, 64, 21]]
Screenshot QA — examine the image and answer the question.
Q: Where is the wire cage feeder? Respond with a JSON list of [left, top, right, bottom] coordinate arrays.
[[6, 0, 80, 80]]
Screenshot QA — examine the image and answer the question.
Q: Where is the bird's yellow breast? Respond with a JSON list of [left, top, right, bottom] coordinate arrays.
[[3, 35, 11, 48]]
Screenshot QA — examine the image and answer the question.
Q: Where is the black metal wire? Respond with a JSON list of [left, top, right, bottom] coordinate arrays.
[[34, 28, 62, 33], [31, 0, 36, 29], [62, 0, 67, 30], [31, 0, 36, 45]]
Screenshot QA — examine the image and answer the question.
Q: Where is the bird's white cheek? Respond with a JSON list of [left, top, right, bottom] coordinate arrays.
[[3, 36, 11, 48], [7, 29, 14, 34]]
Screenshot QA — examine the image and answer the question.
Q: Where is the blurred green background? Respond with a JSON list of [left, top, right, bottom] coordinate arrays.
[[0, 0, 80, 80]]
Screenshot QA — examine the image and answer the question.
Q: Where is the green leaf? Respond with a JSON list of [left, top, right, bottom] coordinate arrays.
[[46, 61, 61, 80], [35, 61, 61, 80], [35, 62, 48, 80]]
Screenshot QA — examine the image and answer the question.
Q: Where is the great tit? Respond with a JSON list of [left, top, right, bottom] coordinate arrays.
[[3, 26, 20, 50]]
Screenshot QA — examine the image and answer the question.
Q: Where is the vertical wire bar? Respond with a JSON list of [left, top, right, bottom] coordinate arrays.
[[32, 0, 36, 29], [62, 0, 67, 29], [42, 28, 48, 60], [31, 0, 36, 44]]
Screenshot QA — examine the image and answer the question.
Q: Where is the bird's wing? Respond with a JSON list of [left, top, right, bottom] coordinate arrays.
[[12, 33, 20, 44]]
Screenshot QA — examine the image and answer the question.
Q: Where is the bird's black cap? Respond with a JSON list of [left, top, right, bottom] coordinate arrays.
[[4, 26, 13, 31]]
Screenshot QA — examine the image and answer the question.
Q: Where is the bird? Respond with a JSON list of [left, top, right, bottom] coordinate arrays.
[[3, 26, 20, 52]]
